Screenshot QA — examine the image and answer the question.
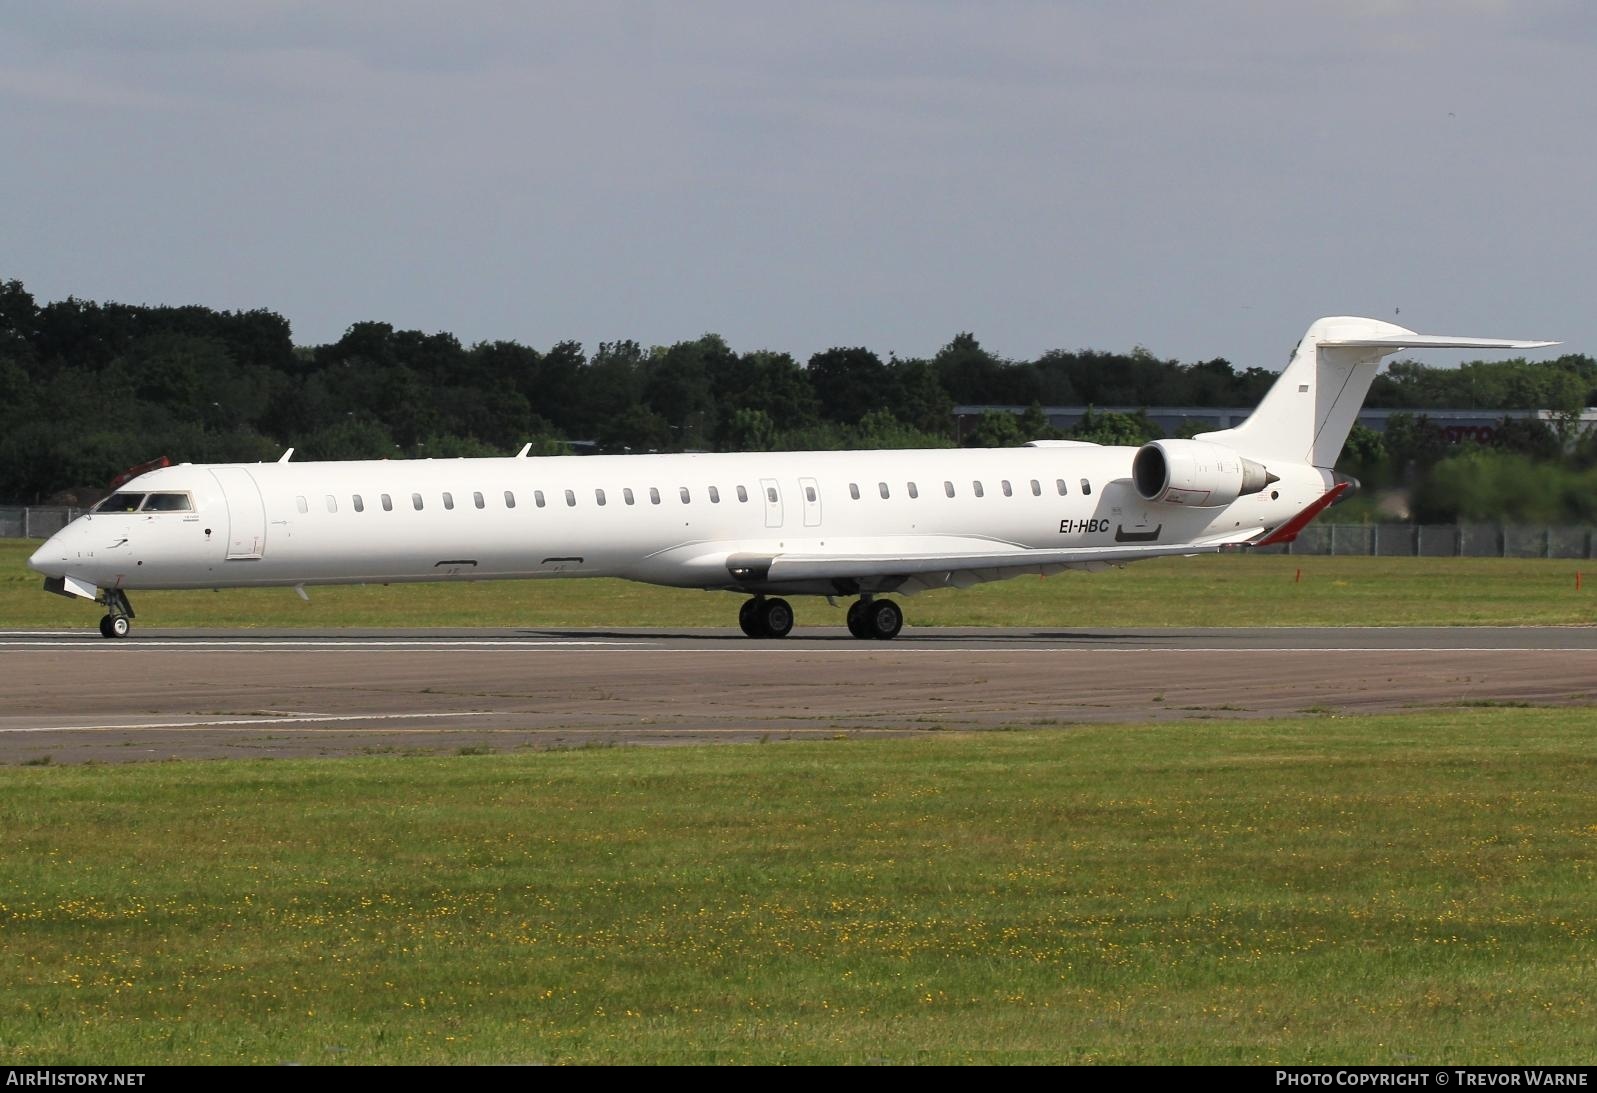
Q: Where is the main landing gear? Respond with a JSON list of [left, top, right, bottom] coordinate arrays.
[[846, 596, 902, 641], [97, 589, 135, 640], [736, 595, 903, 640], [738, 596, 795, 639]]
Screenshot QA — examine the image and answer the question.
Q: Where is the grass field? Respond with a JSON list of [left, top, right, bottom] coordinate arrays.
[[6, 539, 1597, 629], [1, 709, 1593, 1064]]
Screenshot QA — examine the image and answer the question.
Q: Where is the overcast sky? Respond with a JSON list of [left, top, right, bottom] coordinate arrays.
[[1, 1, 1586, 371]]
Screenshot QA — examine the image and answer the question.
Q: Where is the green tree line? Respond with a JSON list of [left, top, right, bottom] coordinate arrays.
[[2, 277, 1594, 520]]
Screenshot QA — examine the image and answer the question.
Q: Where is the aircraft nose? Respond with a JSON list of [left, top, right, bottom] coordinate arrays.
[[28, 533, 70, 578]]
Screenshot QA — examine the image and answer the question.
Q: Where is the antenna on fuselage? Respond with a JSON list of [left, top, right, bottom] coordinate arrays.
[[515, 443, 532, 457], [278, 448, 294, 463]]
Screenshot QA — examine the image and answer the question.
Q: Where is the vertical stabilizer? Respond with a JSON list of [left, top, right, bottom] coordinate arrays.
[[1197, 317, 1555, 468]]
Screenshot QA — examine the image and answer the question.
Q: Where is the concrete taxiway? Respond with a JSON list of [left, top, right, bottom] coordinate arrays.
[[1, 626, 1592, 762]]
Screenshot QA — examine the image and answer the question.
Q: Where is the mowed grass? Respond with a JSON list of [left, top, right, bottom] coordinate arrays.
[[1, 709, 1593, 1064], [6, 539, 1597, 628]]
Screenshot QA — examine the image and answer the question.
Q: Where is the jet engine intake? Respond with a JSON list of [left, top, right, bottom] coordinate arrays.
[[1131, 439, 1276, 507]]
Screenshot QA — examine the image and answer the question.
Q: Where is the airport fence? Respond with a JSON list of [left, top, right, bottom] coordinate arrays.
[[1, 506, 1593, 559], [1264, 524, 1597, 558], [0, 506, 85, 539]]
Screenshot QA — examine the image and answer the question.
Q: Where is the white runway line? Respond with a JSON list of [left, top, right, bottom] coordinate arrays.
[[0, 641, 1590, 654], [0, 710, 497, 733], [0, 638, 656, 648]]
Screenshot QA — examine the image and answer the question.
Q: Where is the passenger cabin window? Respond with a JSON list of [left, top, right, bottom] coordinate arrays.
[[1080, 478, 1093, 495], [973, 481, 985, 498], [679, 487, 691, 503], [1056, 479, 1068, 496], [565, 489, 576, 507], [907, 482, 918, 499], [596, 488, 606, 506], [443, 492, 454, 510], [326, 495, 338, 513], [96, 493, 147, 513], [737, 485, 749, 503], [295, 495, 308, 514], [353, 494, 365, 513], [1030, 479, 1041, 496], [1001, 480, 1013, 497], [849, 483, 860, 500], [413, 493, 424, 511], [535, 490, 546, 508], [504, 491, 516, 509], [624, 488, 635, 505], [944, 481, 955, 498], [807, 485, 819, 502], [709, 486, 720, 503], [766, 486, 778, 503], [474, 491, 485, 509], [381, 493, 393, 511], [650, 487, 661, 505], [879, 482, 890, 499]]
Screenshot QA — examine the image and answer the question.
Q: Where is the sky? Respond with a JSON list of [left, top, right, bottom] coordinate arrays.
[[1, 1, 1588, 372]]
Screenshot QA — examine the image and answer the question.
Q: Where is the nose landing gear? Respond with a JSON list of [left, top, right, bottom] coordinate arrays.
[[97, 589, 134, 640]]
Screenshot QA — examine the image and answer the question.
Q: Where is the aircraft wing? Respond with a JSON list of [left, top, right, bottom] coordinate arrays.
[[719, 531, 1256, 592]]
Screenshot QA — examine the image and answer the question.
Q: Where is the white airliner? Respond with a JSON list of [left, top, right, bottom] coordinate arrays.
[[27, 316, 1554, 639]]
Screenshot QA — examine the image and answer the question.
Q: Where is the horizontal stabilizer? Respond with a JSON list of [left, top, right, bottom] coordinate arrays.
[[1197, 317, 1559, 467], [1323, 336, 1557, 350]]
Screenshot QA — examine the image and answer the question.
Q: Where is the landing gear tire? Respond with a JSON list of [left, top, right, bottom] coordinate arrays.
[[96, 589, 135, 640], [846, 599, 868, 639], [758, 597, 795, 639], [738, 598, 764, 638], [863, 599, 903, 641]]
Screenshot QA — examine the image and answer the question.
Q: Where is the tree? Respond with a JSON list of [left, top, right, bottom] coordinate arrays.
[[807, 347, 891, 424], [1017, 402, 1057, 440], [964, 410, 1026, 448], [889, 357, 954, 436], [936, 332, 1037, 404], [1068, 408, 1160, 446], [586, 340, 650, 424], [720, 407, 778, 451], [713, 349, 821, 442], [301, 417, 398, 460], [0, 278, 38, 363], [644, 338, 719, 449], [1338, 423, 1387, 483], [596, 405, 673, 453], [527, 340, 588, 434], [1381, 413, 1449, 479], [852, 410, 952, 450], [1492, 416, 1560, 462], [1411, 451, 1566, 523]]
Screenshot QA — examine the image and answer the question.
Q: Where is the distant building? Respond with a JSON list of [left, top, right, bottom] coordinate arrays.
[[952, 405, 1597, 445]]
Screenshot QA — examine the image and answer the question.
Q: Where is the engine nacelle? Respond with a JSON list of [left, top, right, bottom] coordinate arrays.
[[1131, 439, 1276, 507]]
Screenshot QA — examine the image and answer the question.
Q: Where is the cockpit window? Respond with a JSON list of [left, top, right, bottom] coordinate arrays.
[[143, 493, 193, 512], [95, 493, 147, 513]]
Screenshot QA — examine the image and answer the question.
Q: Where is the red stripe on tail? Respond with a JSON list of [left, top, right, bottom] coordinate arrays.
[[1253, 482, 1350, 547]]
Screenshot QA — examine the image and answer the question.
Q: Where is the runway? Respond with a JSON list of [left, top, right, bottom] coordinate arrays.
[[3, 626, 1594, 762]]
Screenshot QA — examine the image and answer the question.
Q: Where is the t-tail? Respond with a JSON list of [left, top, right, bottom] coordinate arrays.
[[1197, 317, 1557, 469]]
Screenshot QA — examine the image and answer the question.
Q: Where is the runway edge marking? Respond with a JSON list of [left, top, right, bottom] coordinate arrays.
[[0, 710, 498, 733]]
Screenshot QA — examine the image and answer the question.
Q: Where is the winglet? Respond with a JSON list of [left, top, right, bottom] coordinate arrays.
[[1253, 482, 1350, 547]]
